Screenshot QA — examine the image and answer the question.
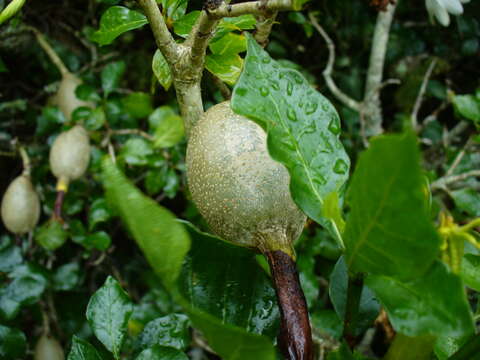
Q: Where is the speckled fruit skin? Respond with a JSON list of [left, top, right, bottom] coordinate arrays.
[[1, 175, 40, 234], [53, 73, 92, 121], [186, 101, 306, 252], [49, 125, 90, 182], [34, 335, 64, 360]]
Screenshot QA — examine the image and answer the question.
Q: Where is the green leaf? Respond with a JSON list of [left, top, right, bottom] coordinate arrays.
[[120, 138, 154, 166], [173, 11, 200, 38], [152, 50, 173, 91], [102, 158, 190, 288], [53, 262, 82, 291], [292, 0, 310, 10], [88, 198, 112, 230], [453, 94, 480, 124], [161, 0, 188, 21], [461, 254, 480, 291], [86, 276, 133, 358], [136, 345, 188, 360], [311, 309, 343, 340], [209, 33, 247, 55], [138, 314, 191, 350], [0, 263, 48, 320], [34, 219, 68, 251], [85, 231, 111, 251], [122, 92, 153, 119], [231, 34, 350, 244], [0, 0, 26, 25], [451, 188, 480, 217], [0, 325, 26, 360], [74, 107, 106, 131], [101, 61, 126, 97], [344, 132, 440, 280], [67, 335, 103, 360], [102, 161, 278, 359], [366, 261, 474, 337], [150, 108, 184, 148], [91, 6, 148, 46], [329, 257, 380, 336], [0, 236, 22, 273], [205, 53, 243, 86]]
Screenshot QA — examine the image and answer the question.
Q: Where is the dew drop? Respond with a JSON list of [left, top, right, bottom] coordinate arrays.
[[328, 117, 341, 135], [305, 102, 318, 115], [262, 57, 271, 64], [287, 82, 294, 96], [321, 103, 330, 112], [304, 121, 317, 134], [287, 107, 297, 122], [293, 72, 304, 84], [313, 174, 327, 186], [260, 86, 270, 97], [279, 72, 286, 79], [333, 159, 348, 174], [236, 87, 247, 96], [271, 80, 280, 91]]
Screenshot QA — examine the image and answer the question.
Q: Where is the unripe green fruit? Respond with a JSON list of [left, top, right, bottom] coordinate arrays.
[[34, 335, 64, 360], [53, 73, 92, 121], [1, 174, 40, 234], [186, 101, 306, 253], [49, 125, 90, 183]]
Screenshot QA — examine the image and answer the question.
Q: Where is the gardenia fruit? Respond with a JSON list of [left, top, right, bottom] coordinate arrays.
[[53, 72, 92, 121], [186, 101, 306, 254], [49, 125, 90, 185], [425, 0, 470, 26], [34, 335, 64, 360], [1, 174, 40, 234]]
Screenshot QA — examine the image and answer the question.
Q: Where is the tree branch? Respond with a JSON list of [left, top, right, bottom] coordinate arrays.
[[362, 0, 398, 137], [137, 0, 179, 63], [254, 11, 278, 47], [309, 12, 362, 112], [207, 0, 292, 19], [411, 59, 437, 131], [186, 13, 220, 72], [431, 170, 480, 191]]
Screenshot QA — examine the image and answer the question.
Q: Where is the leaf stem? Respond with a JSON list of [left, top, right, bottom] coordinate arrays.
[[264, 250, 313, 360], [342, 273, 364, 348], [384, 333, 435, 360]]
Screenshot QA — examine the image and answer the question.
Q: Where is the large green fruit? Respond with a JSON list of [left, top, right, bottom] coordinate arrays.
[[49, 125, 90, 184], [34, 335, 64, 360], [186, 101, 306, 254], [1, 174, 40, 234]]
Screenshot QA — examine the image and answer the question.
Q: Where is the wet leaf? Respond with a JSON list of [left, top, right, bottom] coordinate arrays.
[[152, 50, 173, 91], [67, 335, 103, 360], [138, 314, 191, 350], [205, 53, 243, 86], [0, 325, 26, 360]]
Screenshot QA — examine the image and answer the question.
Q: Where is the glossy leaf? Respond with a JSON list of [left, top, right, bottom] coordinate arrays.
[[86, 276, 133, 358], [0, 236, 22, 273], [102, 158, 190, 288], [152, 50, 173, 91], [67, 335, 103, 360], [151, 109, 184, 148], [101, 61, 126, 97], [173, 11, 200, 38], [122, 92, 153, 119], [88, 198, 112, 230], [231, 35, 350, 243], [0, 325, 26, 360], [136, 345, 188, 360], [453, 94, 480, 124], [0, 263, 48, 320], [120, 138, 154, 166], [53, 262, 82, 291], [138, 314, 191, 350], [161, 0, 188, 21], [451, 188, 480, 216], [91, 6, 148, 46], [209, 33, 247, 55], [366, 261, 474, 337], [205, 53, 243, 86], [461, 254, 480, 291], [344, 132, 440, 280], [329, 257, 380, 336], [34, 219, 68, 251]]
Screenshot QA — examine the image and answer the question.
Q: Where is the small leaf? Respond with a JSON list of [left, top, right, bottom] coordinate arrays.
[[53, 262, 82, 291], [205, 53, 243, 86], [122, 92, 153, 119], [86, 276, 133, 358], [91, 6, 148, 46], [366, 261, 474, 337], [173, 11, 200, 38], [101, 61, 126, 97], [152, 50, 173, 91], [161, 0, 188, 21], [67, 335, 103, 360], [231, 34, 350, 244], [453, 94, 480, 124], [451, 188, 480, 217], [120, 138, 154, 166], [35, 219, 68, 251], [85, 231, 111, 251], [89, 198, 112, 230], [0, 236, 22, 273], [209, 33, 247, 55], [152, 111, 184, 148], [344, 132, 440, 280], [136, 345, 188, 360], [138, 314, 191, 350], [0, 325, 26, 360], [461, 254, 480, 291]]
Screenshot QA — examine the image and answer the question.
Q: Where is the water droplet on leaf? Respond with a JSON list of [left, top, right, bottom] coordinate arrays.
[[287, 82, 294, 96], [287, 107, 297, 122], [271, 80, 280, 91], [236, 87, 247, 96], [262, 57, 271, 64], [328, 117, 341, 135], [305, 102, 318, 115], [333, 159, 348, 174], [313, 174, 327, 186], [260, 86, 270, 97]]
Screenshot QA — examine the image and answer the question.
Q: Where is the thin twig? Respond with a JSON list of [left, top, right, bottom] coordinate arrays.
[[206, 0, 292, 19], [211, 74, 231, 100], [30, 27, 70, 77], [445, 138, 471, 177], [309, 12, 362, 112], [411, 59, 437, 131], [110, 129, 154, 141], [254, 11, 278, 47], [431, 170, 480, 191]]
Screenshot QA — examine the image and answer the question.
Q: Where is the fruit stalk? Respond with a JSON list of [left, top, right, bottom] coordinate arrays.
[[265, 250, 313, 360]]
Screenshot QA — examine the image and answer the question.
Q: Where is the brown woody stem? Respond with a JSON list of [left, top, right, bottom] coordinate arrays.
[[264, 250, 313, 360]]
